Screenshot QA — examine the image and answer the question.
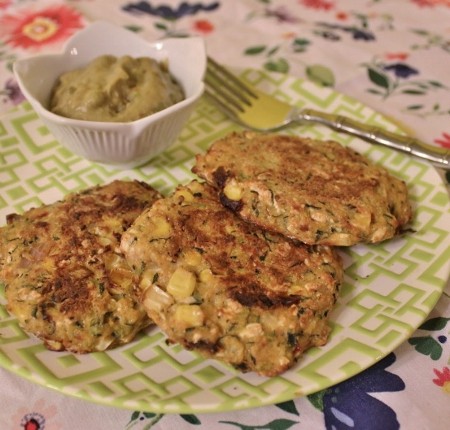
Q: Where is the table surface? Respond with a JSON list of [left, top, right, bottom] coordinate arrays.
[[1, 1, 450, 429]]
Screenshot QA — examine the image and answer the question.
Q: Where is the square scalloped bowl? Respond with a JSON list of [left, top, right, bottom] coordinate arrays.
[[13, 21, 206, 169]]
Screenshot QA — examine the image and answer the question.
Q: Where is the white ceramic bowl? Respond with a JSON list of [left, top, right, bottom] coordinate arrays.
[[13, 21, 206, 169]]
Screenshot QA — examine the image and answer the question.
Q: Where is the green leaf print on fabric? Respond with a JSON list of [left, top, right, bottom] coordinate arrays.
[[126, 412, 203, 428], [419, 317, 450, 331], [125, 412, 164, 429], [408, 317, 450, 360], [244, 45, 267, 55], [181, 414, 202, 425], [306, 64, 335, 86], [409, 336, 443, 360], [244, 45, 289, 72], [410, 28, 450, 53], [307, 389, 327, 412], [292, 38, 311, 53], [265, 58, 289, 73], [367, 66, 390, 89], [244, 44, 290, 73], [275, 400, 300, 416], [219, 418, 299, 430], [243, 42, 335, 85], [363, 58, 449, 101]]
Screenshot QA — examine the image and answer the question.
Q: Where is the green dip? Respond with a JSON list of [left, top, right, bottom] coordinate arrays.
[[49, 55, 185, 122]]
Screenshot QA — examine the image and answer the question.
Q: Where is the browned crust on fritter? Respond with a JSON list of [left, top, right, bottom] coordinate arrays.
[[121, 180, 343, 376], [0, 180, 162, 353], [192, 131, 413, 246]]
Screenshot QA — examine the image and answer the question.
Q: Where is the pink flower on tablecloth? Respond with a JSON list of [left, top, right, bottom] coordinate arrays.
[[0, 0, 12, 10], [336, 11, 348, 20], [432, 367, 450, 393], [281, 32, 297, 40], [385, 52, 409, 61], [12, 399, 62, 430], [434, 132, 450, 148], [411, 0, 450, 7], [299, 0, 335, 10], [192, 19, 214, 34], [0, 5, 84, 50]]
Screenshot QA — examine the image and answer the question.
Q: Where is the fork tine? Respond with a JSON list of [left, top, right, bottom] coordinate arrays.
[[204, 79, 245, 114], [205, 57, 258, 114], [204, 88, 242, 121], [207, 57, 256, 98]]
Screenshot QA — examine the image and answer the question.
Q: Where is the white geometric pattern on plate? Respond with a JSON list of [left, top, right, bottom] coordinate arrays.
[[0, 69, 449, 413]]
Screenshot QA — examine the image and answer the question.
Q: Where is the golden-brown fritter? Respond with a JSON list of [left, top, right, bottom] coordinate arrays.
[[192, 131, 413, 246], [0, 180, 162, 353], [121, 180, 343, 376]]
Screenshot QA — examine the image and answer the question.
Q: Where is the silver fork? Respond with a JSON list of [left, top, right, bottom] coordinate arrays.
[[205, 57, 449, 169]]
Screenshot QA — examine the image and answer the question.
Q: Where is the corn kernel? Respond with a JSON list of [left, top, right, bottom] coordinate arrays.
[[188, 181, 204, 194], [183, 249, 202, 267], [139, 269, 156, 290], [149, 216, 172, 240], [167, 267, 196, 300], [104, 254, 134, 288], [176, 188, 194, 204], [327, 232, 353, 246], [174, 304, 204, 327], [109, 265, 134, 289], [199, 268, 213, 283], [223, 182, 243, 201]]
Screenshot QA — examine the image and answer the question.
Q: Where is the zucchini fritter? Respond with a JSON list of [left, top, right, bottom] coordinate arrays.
[[121, 180, 343, 376], [0, 180, 162, 353], [193, 131, 413, 246]]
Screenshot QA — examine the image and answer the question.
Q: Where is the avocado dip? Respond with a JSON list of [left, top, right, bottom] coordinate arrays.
[[49, 55, 185, 122]]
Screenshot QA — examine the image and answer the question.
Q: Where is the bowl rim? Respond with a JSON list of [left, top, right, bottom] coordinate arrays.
[[13, 20, 206, 130]]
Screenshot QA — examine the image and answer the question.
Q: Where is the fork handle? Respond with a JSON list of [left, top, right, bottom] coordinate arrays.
[[300, 108, 450, 169]]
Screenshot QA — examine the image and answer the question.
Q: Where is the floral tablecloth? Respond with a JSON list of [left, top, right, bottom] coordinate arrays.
[[1, 1, 450, 429]]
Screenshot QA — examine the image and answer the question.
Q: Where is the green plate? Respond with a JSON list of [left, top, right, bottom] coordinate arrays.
[[1, 69, 449, 414]]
